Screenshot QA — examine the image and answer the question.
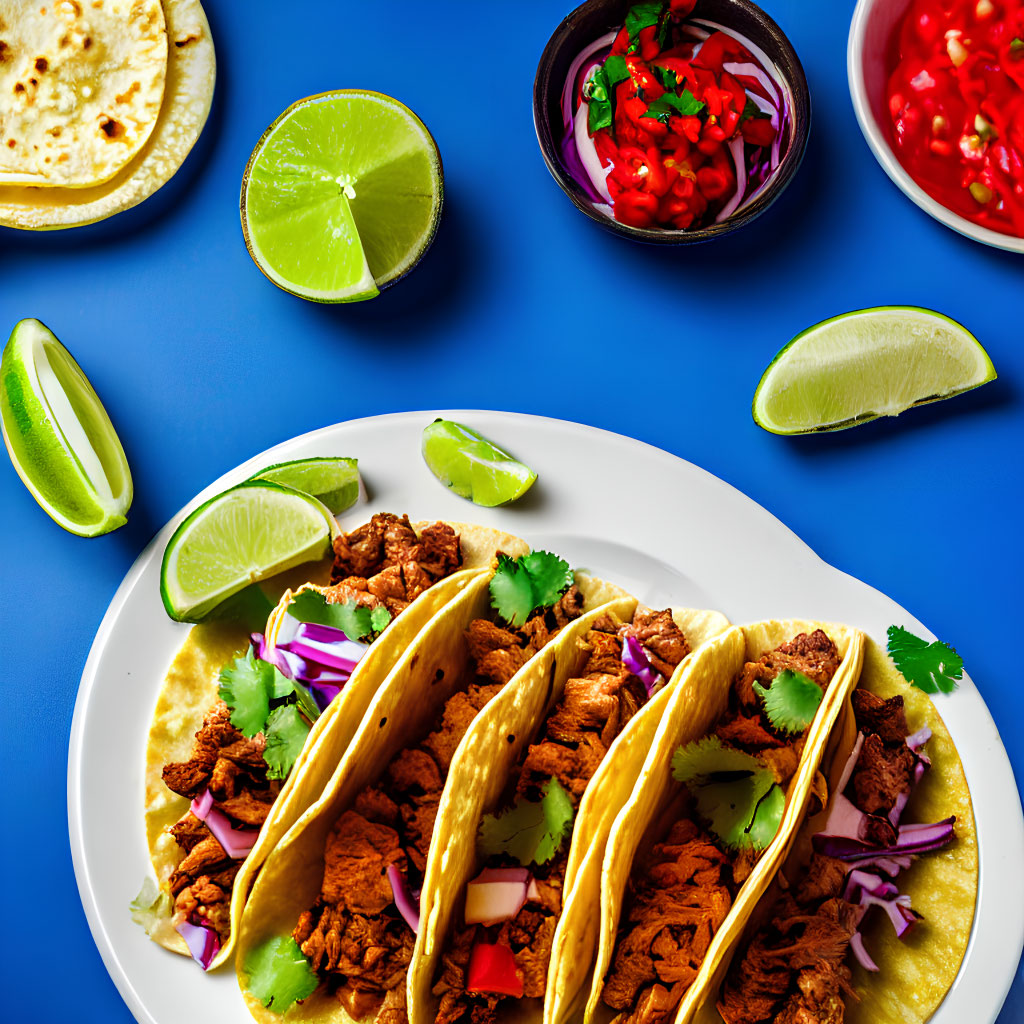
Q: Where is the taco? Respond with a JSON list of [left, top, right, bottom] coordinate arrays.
[[572, 622, 867, 1024], [410, 602, 732, 1024], [708, 636, 977, 1024], [233, 551, 700, 1022], [137, 514, 528, 970]]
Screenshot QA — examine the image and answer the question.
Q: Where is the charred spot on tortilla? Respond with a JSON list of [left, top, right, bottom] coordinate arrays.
[[34, 56, 46, 71], [379, 717, 387, 729], [434, 668, 445, 684], [99, 118, 125, 139], [507, 734, 515, 744]]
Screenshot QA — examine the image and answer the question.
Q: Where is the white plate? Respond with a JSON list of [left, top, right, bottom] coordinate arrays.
[[69, 410, 1023, 1024]]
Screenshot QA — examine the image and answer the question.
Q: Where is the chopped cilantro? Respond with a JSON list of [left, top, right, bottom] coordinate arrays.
[[887, 626, 963, 695], [478, 776, 575, 866], [625, 2, 663, 41], [219, 648, 274, 737], [488, 551, 574, 627], [244, 935, 319, 1012], [740, 96, 771, 122], [652, 64, 678, 91], [642, 89, 706, 123], [604, 54, 631, 88], [129, 877, 171, 937], [585, 67, 613, 133], [1012, 37, 1024, 53], [753, 669, 823, 735], [289, 589, 392, 641], [263, 705, 311, 780], [672, 736, 782, 851]]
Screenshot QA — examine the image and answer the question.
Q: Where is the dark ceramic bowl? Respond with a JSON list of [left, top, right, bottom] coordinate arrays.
[[533, 0, 811, 243]]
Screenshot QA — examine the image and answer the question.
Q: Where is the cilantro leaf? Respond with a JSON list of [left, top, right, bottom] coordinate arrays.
[[604, 54, 631, 88], [887, 626, 963, 694], [289, 590, 391, 641], [489, 551, 574, 627], [753, 669, 823, 735], [642, 89, 706, 123], [1012, 37, 1024, 53], [129, 877, 171, 937], [671, 737, 781, 851], [521, 550, 574, 609], [625, 2, 663, 41], [219, 648, 273, 737], [478, 777, 575, 866], [244, 935, 319, 1012], [652, 64, 678, 91], [585, 66, 613, 134], [263, 705, 311, 780]]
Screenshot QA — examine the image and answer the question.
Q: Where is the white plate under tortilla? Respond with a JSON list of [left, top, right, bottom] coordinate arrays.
[[68, 410, 1023, 1024]]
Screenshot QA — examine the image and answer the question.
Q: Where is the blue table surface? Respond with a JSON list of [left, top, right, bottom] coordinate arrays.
[[1, 0, 1021, 1020]]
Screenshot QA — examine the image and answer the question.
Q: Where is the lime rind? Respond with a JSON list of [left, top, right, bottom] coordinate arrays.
[[160, 481, 336, 623], [0, 318, 132, 536], [422, 419, 537, 507], [249, 456, 362, 514], [753, 306, 997, 434], [240, 90, 442, 303]]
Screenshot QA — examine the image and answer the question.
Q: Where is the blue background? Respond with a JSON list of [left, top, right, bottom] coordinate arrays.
[[0, 0, 1020, 1020]]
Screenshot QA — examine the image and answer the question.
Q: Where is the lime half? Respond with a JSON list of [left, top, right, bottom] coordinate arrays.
[[249, 456, 362, 514], [0, 318, 132, 536], [161, 481, 336, 622], [753, 307, 997, 434], [422, 419, 537, 507], [241, 90, 443, 303]]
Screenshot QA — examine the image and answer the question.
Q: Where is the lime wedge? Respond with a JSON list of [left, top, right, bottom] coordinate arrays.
[[240, 90, 443, 303], [0, 318, 132, 536], [753, 307, 997, 434], [160, 481, 336, 622], [422, 419, 537, 507], [249, 456, 362, 514]]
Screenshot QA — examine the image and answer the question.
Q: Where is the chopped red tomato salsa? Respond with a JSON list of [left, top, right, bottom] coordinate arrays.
[[563, 1, 784, 231], [887, 0, 1024, 237]]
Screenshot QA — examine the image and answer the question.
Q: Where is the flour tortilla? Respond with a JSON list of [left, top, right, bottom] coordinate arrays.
[[579, 621, 866, 1024], [0, 0, 214, 228], [0, 0, 167, 187], [236, 572, 636, 1022], [143, 521, 529, 970], [692, 636, 978, 1024]]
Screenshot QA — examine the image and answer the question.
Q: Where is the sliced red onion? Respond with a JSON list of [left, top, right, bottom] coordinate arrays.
[[621, 636, 663, 696], [850, 854, 914, 876], [723, 61, 780, 105], [387, 863, 420, 933], [715, 135, 748, 223], [475, 867, 531, 884], [574, 101, 614, 203], [310, 682, 343, 712], [814, 816, 955, 861], [906, 726, 932, 751], [850, 931, 879, 972], [283, 635, 366, 673], [835, 732, 866, 797], [191, 796, 259, 859], [888, 790, 910, 827], [191, 790, 214, 820], [860, 888, 919, 938], [842, 869, 897, 902], [175, 919, 220, 970], [465, 874, 534, 927], [274, 611, 302, 646], [294, 621, 357, 645]]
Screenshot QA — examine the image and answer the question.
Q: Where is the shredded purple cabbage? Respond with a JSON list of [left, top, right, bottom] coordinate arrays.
[[621, 636, 663, 695], [175, 919, 220, 970]]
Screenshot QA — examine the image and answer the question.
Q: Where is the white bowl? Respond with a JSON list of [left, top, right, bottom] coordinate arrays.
[[847, 0, 1024, 254]]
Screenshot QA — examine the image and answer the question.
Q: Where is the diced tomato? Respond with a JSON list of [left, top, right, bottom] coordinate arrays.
[[466, 943, 523, 998]]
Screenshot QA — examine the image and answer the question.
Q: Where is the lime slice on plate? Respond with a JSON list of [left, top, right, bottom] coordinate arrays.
[[241, 90, 443, 303], [0, 318, 132, 536], [422, 419, 537, 507], [161, 481, 337, 622], [249, 456, 362, 514], [753, 306, 997, 434]]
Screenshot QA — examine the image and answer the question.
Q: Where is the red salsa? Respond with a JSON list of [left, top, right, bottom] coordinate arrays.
[[887, 0, 1024, 236], [561, 1, 786, 230]]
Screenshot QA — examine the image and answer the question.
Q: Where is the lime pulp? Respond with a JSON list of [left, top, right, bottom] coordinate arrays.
[[241, 90, 443, 303], [249, 456, 362, 514], [160, 481, 336, 623], [752, 306, 997, 434], [422, 419, 537, 507], [0, 318, 132, 536]]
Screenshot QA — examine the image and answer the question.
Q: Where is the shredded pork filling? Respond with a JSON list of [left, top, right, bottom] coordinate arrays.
[[160, 514, 463, 940], [432, 609, 694, 1024], [291, 585, 588, 1024], [601, 630, 843, 1024], [717, 690, 920, 1024]]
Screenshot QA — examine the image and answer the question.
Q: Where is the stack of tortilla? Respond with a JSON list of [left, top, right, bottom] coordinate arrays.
[[0, 0, 215, 229]]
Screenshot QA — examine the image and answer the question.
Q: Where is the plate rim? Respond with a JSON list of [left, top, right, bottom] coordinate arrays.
[[68, 409, 1024, 1024]]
